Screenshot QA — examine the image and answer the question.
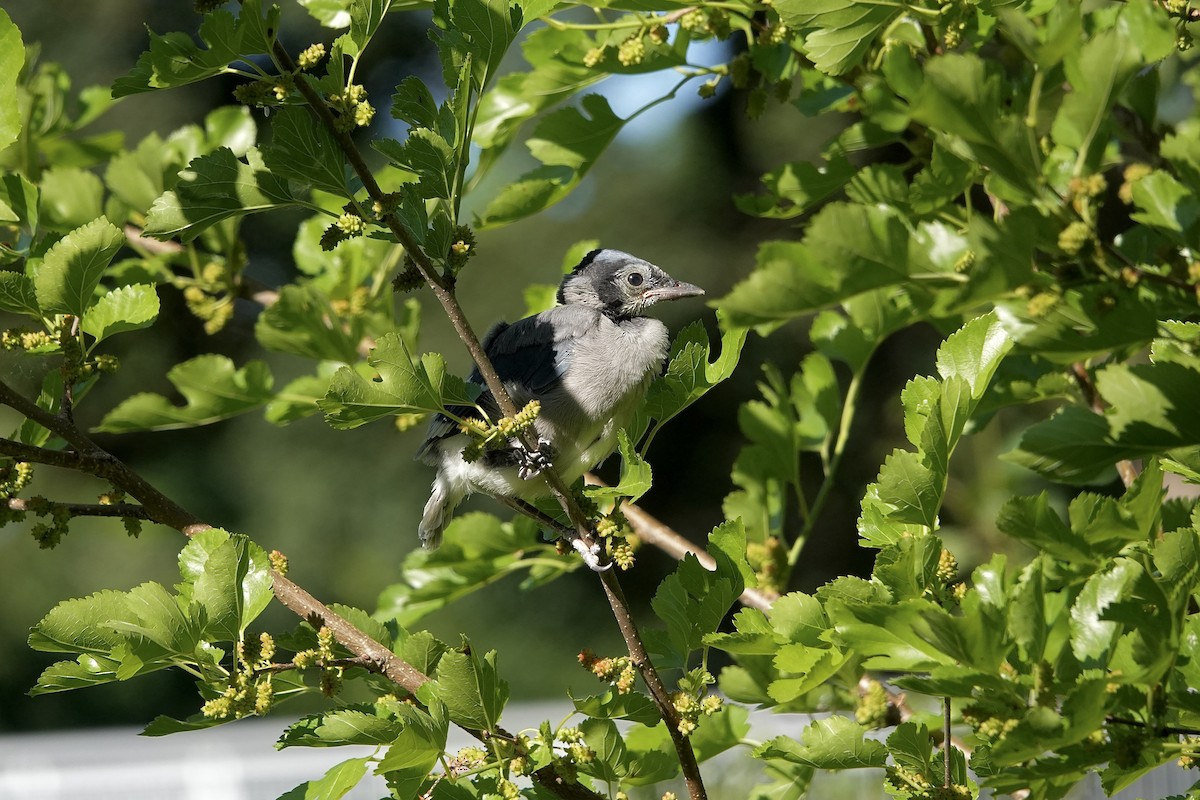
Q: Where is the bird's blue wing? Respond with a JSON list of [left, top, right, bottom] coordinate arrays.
[[415, 311, 588, 462]]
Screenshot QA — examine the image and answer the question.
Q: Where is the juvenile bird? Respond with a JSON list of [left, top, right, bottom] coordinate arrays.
[[416, 249, 704, 560]]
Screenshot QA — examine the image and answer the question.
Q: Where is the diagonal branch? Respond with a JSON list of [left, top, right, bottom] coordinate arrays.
[[269, 41, 707, 799], [0, 376, 603, 800]]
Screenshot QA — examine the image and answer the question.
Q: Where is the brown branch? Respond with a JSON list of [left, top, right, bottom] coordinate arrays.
[[6, 497, 151, 520], [585, 474, 777, 613], [271, 572, 431, 691], [269, 41, 706, 798], [2, 375, 603, 800], [1070, 363, 1139, 488], [598, 569, 706, 800]]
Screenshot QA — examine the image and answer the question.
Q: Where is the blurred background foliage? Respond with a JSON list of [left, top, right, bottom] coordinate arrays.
[[2, 1, 1052, 733]]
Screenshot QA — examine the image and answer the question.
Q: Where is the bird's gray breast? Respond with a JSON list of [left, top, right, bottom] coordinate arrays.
[[555, 316, 668, 421]]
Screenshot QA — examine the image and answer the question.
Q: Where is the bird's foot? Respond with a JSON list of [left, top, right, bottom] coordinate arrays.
[[516, 437, 554, 480], [571, 535, 612, 572]]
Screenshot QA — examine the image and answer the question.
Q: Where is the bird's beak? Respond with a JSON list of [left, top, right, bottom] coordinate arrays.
[[644, 279, 705, 304]]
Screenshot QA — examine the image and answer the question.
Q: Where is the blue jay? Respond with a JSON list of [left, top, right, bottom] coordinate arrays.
[[416, 249, 704, 560]]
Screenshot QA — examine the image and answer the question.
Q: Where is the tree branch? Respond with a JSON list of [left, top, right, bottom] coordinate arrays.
[[2, 375, 603, 800], [270, 41, 707, 798], [6, 497, 151, 520]]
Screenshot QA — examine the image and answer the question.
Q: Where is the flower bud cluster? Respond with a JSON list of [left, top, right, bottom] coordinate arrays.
[[202, 632, 278, 720], [578, 648, 638, 694], [328, 84, 374, 132], [1, 328, 53, 351], [297, 43, 326, 70], [0, 460, 33, 500], [1057, 220, 1091, 256], [1118, 163, 1152, 204], [670, 671, 721, 737], [745, 536, 786, 594], [459, 401, 542, 463], [855, 678, 894, 728]]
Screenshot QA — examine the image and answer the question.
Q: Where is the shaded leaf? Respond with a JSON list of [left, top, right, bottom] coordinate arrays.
[[96, 355, 274, 432]]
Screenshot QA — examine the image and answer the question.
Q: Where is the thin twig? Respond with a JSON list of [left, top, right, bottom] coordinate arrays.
[[599, 569, 707, 800], [6, 497, 151, 520], [1107, 715, 1200, 737], [255, 656, 382, 674], [943, 696, 952, 788]]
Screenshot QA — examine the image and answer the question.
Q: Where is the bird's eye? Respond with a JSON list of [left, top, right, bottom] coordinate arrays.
[[627, 272, 644, 287]]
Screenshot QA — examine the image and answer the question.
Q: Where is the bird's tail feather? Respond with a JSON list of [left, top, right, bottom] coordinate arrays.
[[419, 478, 460, 550]]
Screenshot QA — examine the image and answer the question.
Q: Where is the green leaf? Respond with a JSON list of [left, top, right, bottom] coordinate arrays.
[[871, 449, 940, 529], [276, 756, 371, 800], [735, 155, 857, 219], [28, 590, 133, 654], [996, 492, 1093, 563], [935, 312, 1014, 398], [774, 0, 897, 76], [1069, 557, 1142, 661], [376, 513, 567, 627], [81, 284, 160, 344], [1050, 29, 1139, 159], [32, 655, 126, 695], [265, 364, 340, 425], [906, 54, 1037, 194], [376, 128, 456, 201], [691, 704, 750, 763], [376, 703, 447, 798], [343, 0, 391, 57], [571, 690, 661, 726], [142, 714, 229, 736], [0, 271, 39, 316], [34, 217, 125, 316], [96, 355, 274, 432], [432, 0, 521, 90], [642, 314, 748, 441], [112, 5, 274, 97], [263, 107, 352, 198], [279, 705, 405, 748], [754, 716, 888, 769], [431, 646, 508, 731], [1130, 170, 1200, 243], [476, 94, 624, 228], [1010, 360, 1200, 483], [650, 552, 740, 669], [144, 147, 298, 242], [108, 581, 200, 655], [473, 27, 602, 169], [319, 333, 478, 429], [0, 9, 24, 153], [255, 284, 362, 363], [0, 172, 39, 237], [718, 204, 975, 327], [584, 430, 652, 503], [189, 533, 274, 641], [39, 166, 105, 231]]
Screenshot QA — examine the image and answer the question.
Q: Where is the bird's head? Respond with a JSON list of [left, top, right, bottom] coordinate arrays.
[[556, 249, 704, 318]]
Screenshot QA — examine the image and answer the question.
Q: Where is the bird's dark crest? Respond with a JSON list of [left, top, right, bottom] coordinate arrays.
[[556, 248, 604, 305]]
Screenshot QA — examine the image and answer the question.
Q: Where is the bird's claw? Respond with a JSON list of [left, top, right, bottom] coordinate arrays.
[[517, 437, 554, 480], [571, 536, 612, 572]]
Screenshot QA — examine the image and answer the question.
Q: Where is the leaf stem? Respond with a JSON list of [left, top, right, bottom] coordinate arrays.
[[788, 365, 865, 569]]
